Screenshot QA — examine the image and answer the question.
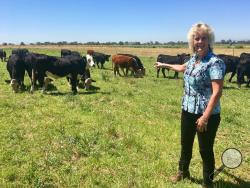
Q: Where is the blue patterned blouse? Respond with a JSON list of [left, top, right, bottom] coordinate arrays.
[[182, 51, 226, 114]]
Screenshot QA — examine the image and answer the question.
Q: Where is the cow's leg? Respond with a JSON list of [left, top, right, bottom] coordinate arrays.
[[101, 61, 104, 69], [42, 77, 51, 93], [228, 71, 236, 82], [174, 72, 179, 79], [157, 68, 160, 78], [237, 67, 245, 88], [162, 68, 167, 78], [20, 79, 25, 91], [121, 67, 126, 76], [114, 66, 117, 76], [19, 69, 26, 91], [117, 68, 122, 76], [37, 73, 45, 88], [85, 68, 91, 79], [70, 73, 78, 94], [114, 65, 121, 76], [246, 76, 250, 87], [66, 76, 71, 87], [30, 69, 36, 93], [130, 69, 135, 76], [125, 67, 129, 76]]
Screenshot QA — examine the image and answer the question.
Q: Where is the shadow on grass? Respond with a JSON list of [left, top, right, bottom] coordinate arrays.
[[223, 85, 250, 90], [214, 180, 249, 188], [77, 84, 100, 90], [167, 76, 181, 80], [218, 170, 250, 187], [189, 170, 249, 188], [80, 91, 111, 95], [14, 83, 107, 95], [156, 76, 182, 79], [44, 86, 111, 96], [44, 91, 65, 96], [223, 85, 239, 90], [99, 67, 113, 71], [4, 79, 11, 84]]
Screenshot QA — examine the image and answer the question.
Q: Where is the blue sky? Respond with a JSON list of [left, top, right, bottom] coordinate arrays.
[[1, 0, 250, 44]]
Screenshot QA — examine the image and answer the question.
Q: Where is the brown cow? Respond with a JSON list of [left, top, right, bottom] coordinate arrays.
[[87, 49, 94, 55], [112, 55, 142, 77]]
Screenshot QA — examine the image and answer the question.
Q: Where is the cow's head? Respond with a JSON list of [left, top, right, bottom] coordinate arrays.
[[9, 55, 26, 92], [84, 78, 92, 90], [137, 59, 145, 76], [87, 50, 94, 56], [10, 79, 19, 93], [131, 58, 144, 78], [178, 53, 190, 63], [105, 55, 111, 61], [86, 54, 95, 68], [134, 69, 143, 78]]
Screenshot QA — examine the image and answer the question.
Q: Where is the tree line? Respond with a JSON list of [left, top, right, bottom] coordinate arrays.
[[1, 40, 250, 46]]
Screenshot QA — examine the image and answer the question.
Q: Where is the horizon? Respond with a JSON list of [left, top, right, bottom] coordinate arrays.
[[2, 39, 250, 46], [1, 0, 250, 44]]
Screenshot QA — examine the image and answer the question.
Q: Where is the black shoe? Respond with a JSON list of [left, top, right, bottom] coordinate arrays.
[[170, 171, 190, 183]]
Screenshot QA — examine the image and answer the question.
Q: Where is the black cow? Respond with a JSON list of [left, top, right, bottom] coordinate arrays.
[[61, 49, 81, 57], [7, 54, 27, 92], [239, 53, 250, 64], [61, 49, 71, 57], [217, 54, 240, 82], [7, 52, 46, 92], [29, 54, 87, 94], [60, 49, 95, 89], [156, 53, 190, 78], [12, 48, 29, 56], [237, 53, 250, 87], [0, 49, 6, 62], [118, 53, 145, 75], [92, 52, 111, 69]]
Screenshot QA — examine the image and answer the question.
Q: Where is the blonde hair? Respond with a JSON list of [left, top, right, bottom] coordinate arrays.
[[187, 22, 215, 53]]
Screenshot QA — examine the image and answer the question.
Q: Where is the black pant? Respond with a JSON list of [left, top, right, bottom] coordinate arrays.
[[178, 110, 220, 185]]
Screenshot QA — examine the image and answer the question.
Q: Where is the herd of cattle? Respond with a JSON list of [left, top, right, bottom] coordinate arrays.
[[0, 48, 249, 94], [0, 48, 146, 94]]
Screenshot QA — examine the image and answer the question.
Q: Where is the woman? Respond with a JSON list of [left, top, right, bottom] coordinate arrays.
[[155, 23, 225, 188]]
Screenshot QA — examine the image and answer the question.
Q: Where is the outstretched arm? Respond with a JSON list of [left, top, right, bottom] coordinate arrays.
[[154, 62, 187, 72]]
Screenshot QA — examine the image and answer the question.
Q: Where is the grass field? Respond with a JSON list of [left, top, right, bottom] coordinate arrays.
[[0, 46, 249, 187]]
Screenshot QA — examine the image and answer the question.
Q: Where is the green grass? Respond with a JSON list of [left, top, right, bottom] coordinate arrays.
[[0, 50, 249, 187]]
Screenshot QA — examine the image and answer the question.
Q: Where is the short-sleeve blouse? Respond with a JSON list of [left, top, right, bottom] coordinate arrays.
[[182, 51, 226, 114]]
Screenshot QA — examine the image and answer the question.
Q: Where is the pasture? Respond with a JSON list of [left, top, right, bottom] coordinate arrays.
[[0, 46, 249, 187]]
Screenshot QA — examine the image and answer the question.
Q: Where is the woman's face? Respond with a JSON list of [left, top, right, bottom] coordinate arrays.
[[193, 30, 209, 58]]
